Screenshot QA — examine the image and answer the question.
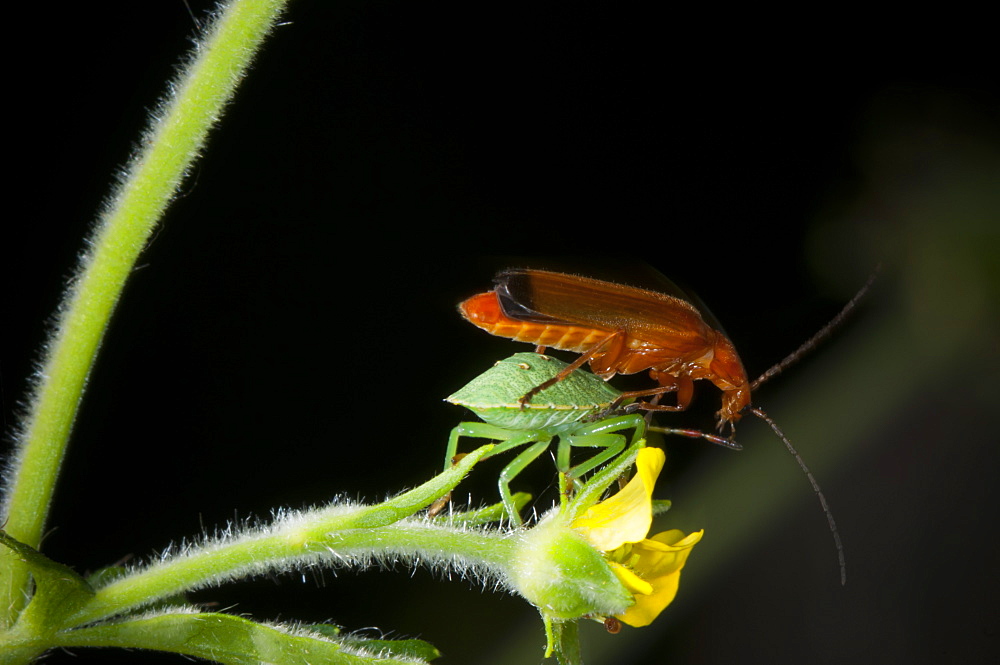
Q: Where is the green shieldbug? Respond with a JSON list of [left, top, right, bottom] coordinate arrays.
[[445, 352, 644, 524], [444, 352, 735, 524]]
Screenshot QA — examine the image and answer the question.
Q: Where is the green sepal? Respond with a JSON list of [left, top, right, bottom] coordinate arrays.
[[551, 618, 582, 665], [57, 612, 436, 664], [350, 445, 493, 529], [510, 516, 632, 621], [430, 492, 532, 526], [0, 529, 94, 627], [651, 498, 673, 516]]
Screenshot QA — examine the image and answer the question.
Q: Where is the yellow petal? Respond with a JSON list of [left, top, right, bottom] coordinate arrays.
[[608, 561, 654, 596], [615, 529, 703, 628], [573, 448, 665, 551], [617, 566, 682, 627], [630, 529, 703, 578]]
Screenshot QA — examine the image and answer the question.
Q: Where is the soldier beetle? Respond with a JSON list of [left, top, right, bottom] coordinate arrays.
[[459, 269, 751, 433], [459, 267, 877, 584], [459, 268, 874, 431]]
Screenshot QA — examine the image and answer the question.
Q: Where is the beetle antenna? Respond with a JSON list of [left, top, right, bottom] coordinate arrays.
[[751, 267, 880, 392], [751, 406, 846, 585]]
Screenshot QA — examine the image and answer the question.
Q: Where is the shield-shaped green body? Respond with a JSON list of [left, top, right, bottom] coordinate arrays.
[[447, 352, 622, 431]]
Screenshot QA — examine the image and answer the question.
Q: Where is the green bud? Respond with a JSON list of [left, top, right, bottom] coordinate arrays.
[[509, 512, 633, 620]]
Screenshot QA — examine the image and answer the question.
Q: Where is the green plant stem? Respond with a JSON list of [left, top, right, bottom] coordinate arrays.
[[70, 514, 514, 628], [58, 447, 495, 627], [554, 620, 582, 665], [1, 447, 494, 663], [0, 0, 288, 625]]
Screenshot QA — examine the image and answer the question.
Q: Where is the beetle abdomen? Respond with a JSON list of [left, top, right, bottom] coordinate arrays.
[[460, 291, 612, 353]]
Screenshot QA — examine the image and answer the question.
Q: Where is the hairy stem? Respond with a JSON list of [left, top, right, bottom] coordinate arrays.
[[68, 464, 511, 628], [1, 0, 289, 625]]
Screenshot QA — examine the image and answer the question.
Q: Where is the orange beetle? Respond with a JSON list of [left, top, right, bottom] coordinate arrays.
[[459, 269, 750, 432], [460, 267, 876, 585]]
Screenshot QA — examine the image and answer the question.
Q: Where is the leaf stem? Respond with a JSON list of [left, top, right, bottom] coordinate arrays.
[[64, 448, 505, 627], [70, 520, 515, 627], [0, 0, 289, 625]]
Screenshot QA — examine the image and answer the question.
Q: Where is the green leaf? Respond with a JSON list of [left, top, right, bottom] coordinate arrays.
[[349, 445, 493, 528], [331, 638, 440, 662], [0, 530, 94, 626], [58, 612, 436, 664]]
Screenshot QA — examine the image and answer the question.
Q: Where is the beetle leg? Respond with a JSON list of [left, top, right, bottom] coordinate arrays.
[[649, 425, 743, 451], [518, 331, 626, 407], [616, 384, 678, 402], [674, 374, 695, 409], [619, 374, 695, 413], [603, 385, 675, 421], [585, 330, 628, 377]]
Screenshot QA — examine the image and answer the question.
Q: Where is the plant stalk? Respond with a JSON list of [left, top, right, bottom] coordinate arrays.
[[0, 0, 289, 625]]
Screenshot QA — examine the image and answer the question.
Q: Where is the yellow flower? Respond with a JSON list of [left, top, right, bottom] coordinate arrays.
[[572, 447, 703, 628]]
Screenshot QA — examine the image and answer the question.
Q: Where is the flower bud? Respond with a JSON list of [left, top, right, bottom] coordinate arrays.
[[509, 512, 633, 620]]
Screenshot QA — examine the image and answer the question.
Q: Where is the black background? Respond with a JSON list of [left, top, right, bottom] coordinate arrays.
[[2, 2, 998, 664]]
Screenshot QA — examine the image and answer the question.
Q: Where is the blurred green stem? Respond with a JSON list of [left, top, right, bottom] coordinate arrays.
[[0, 446, 501, 663], [0, 0, 289, 625]]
